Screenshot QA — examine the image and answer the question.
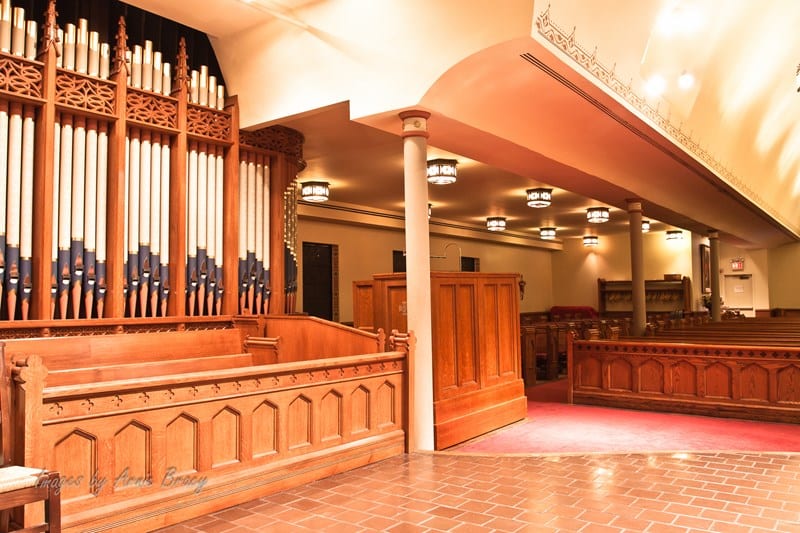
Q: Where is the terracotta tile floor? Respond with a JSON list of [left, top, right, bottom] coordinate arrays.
[[154, 451, 800, 532]]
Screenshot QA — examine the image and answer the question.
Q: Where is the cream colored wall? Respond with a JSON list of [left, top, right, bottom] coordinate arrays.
[[296, 218, 554, 323], [296, 220, 404, 323], [768, 242, 800, 309], [297, 216, 783, 321], [552, 230, 694, 310], [716, 242, 769, 316]]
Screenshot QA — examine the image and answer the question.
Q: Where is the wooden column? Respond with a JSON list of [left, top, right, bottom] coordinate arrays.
[[628, 199, 646, 335], [269, 154, 288, 315], [222, 95, 240, 315], [168, 38, 189, 316], [30, 1, 57, 319], [709, 230, 721, 322], [103, 17, 129, 318]]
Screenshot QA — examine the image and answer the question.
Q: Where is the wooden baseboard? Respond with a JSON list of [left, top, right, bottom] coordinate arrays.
[[61, 431, 405, 532], [573, 391, 800, 424], [434, 381, 527, 450]]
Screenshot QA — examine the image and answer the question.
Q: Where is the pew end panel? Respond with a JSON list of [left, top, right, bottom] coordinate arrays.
[[262, 315, 386, 361], [1, 345, 61, 533]]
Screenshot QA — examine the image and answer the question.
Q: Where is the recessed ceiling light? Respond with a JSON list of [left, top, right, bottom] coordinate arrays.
[[678, 71, 695, 90], [645, 74, 666, 97]]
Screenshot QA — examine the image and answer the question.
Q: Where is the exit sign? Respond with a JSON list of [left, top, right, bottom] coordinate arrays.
[[730, 258, 744, 271]]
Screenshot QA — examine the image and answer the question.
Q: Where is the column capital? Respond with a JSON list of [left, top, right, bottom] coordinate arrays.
[[399, 110, 431, 138], [626, 199, 643, 212], [708, 230, 719, 240]]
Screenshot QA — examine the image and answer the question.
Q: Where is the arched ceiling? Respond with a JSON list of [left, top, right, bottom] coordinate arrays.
[[125, 0, 800, 249]]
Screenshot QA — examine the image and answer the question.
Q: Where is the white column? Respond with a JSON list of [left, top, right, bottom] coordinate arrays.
[[628, 199, 646, 336], [709, 230, 721, 322], [399, 110, 434, 452]]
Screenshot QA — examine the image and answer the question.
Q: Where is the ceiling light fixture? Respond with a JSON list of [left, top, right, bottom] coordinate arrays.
[[486, 216, 506, 232], [586, 207, 609, 223], [583, 235, 598, 247], [526, 187, 552, 208], [539, 227, 557, 240], [299, 181, 329, 202], [678, 71, 695, 90], [642, 220, 651, 232], [666, 229, 684, 240], [645, 74, 666, 97], [426, 158, 457, 185]]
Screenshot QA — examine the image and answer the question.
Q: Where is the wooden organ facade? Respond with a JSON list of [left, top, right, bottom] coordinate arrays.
[[0, 0, 302, 323]]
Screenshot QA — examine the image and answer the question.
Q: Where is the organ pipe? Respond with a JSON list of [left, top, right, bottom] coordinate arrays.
[[70, 116, 87, 318], [96, 123, 109, 318], [5, 102, 22, 319], [0, 102, 7, 317], [149, 133, 162, 317], [160, 141, 170, 317], [139, 130, 151, 317], [19, 105, 34, 320], [0, 8, 236, 322], [196, 143, 208, 315], [186, 141, 198, 315]]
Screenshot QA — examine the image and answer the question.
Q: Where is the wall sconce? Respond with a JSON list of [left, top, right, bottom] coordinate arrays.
[[300, 181, 329, 202], [586, 207, 609, 223], [583, 235, 598, 247], [666, 230, 684, 240], [526, 187, 552, 208], [426, 158, 457, 185], [486, 216, 506, 231], [641, 220, 651, 232], [539, 227, 557, 240]]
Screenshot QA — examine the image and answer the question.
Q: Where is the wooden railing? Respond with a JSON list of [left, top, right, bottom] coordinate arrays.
[[569, 335, 800, 423], [4, 317, 408, 532]]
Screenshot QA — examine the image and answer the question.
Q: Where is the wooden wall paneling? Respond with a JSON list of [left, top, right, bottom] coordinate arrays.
[[431, 281, 458, 399], [358, 272, 525, 449], [739, 363, 768, 401], [608, 357, 632, 391], [776, 365, 800, 403], [454, 281, 478, 390], [351, 279, 374, 331], [30, 2, 57, 320], [479, 276, 520, 386], [479, 279, 500, 383], [381, 276, 408, 335]]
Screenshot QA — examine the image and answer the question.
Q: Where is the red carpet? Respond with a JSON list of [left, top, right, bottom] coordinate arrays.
[[454, 379, 800, 454]]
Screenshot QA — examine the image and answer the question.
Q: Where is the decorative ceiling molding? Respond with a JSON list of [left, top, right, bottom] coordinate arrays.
[[534, 5, 795, 235]]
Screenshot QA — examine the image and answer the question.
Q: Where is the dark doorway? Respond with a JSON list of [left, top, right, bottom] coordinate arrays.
[[302, 242, 338, 321], [392, 250, 406, 272], [461, 256, 480, 272]]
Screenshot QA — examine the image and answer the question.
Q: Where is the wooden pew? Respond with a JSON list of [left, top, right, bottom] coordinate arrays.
[[4, 318, 408, 532], [521, 318, 628, 384], [642, 316, 800, 345]]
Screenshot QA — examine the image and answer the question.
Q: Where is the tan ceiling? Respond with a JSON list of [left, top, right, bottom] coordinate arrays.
[[127, 0, 800, 249]]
